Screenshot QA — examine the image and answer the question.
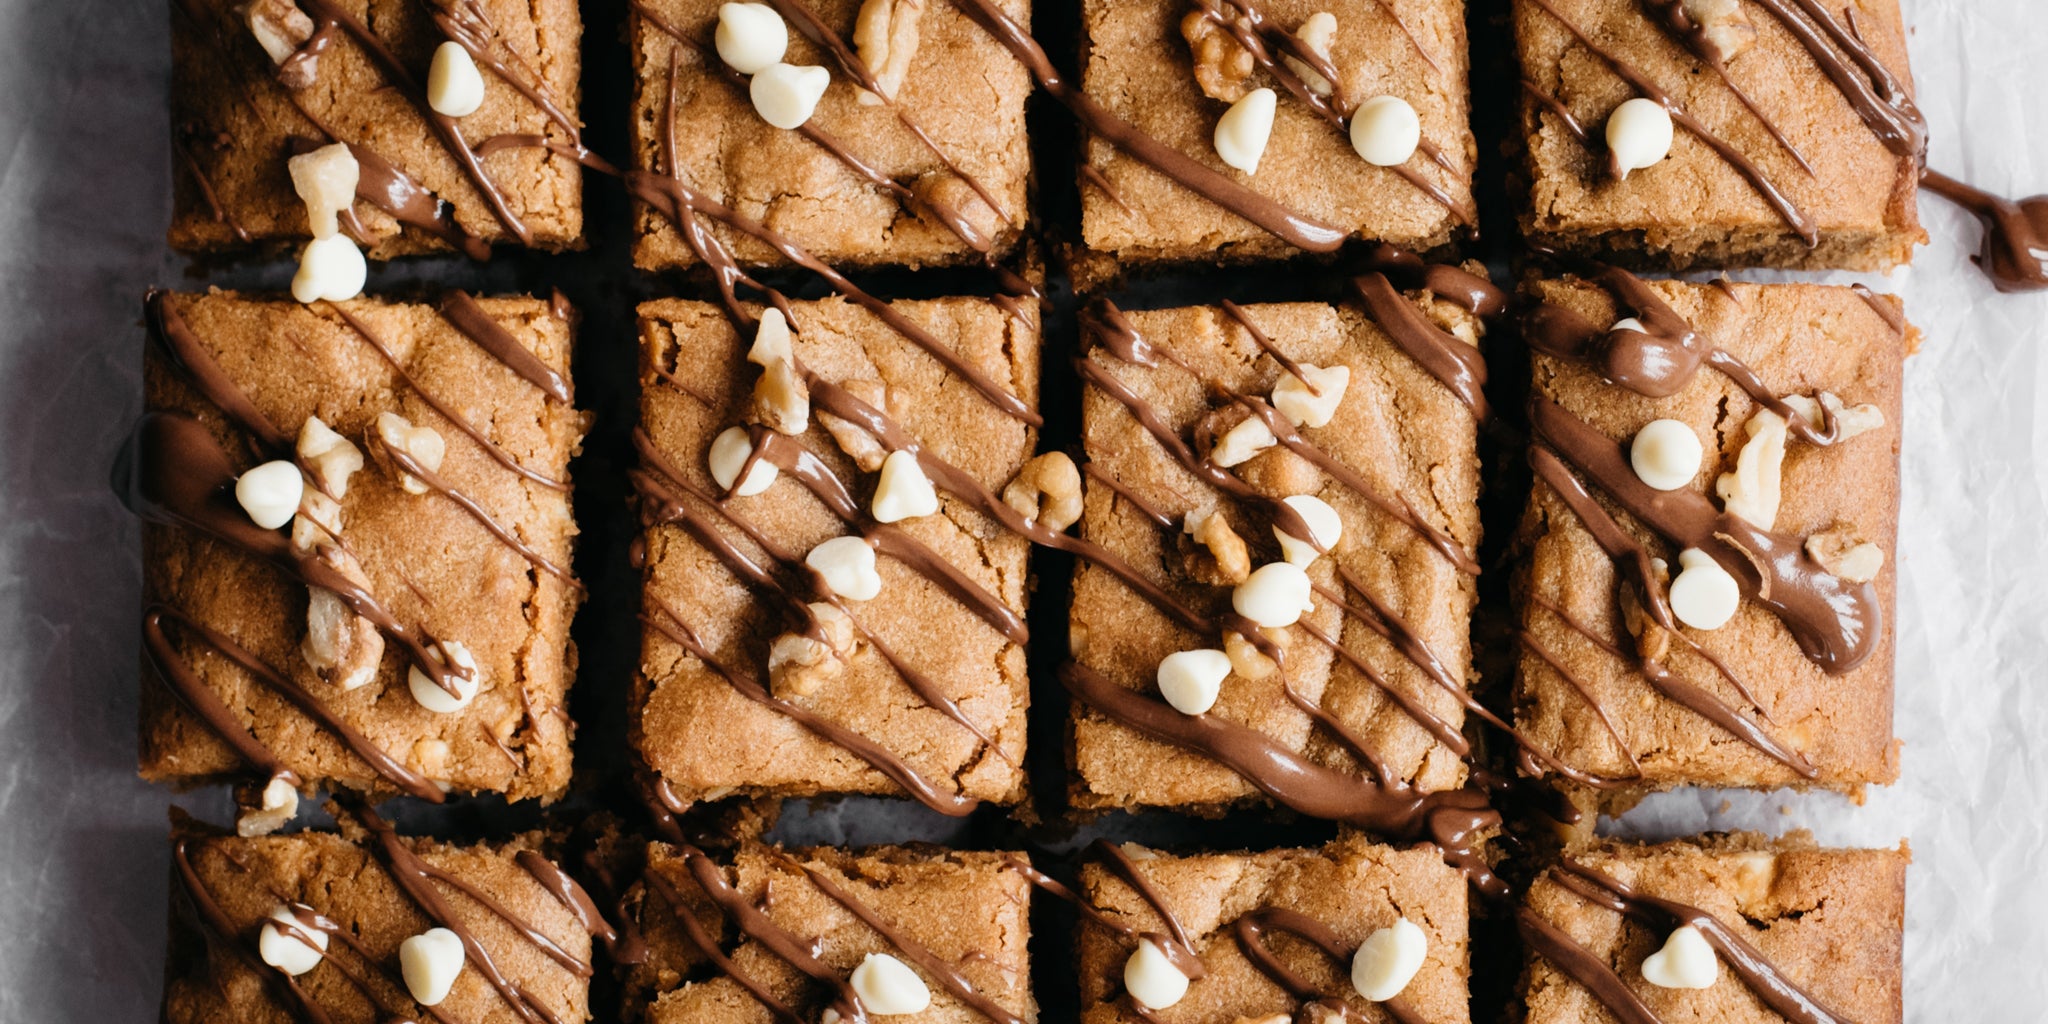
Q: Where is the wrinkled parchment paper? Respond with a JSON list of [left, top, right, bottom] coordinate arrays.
[[1, 0, 2043, 1018]]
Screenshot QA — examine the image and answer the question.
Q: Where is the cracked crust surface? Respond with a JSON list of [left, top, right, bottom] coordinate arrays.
[[1514, 279, 1904, 805], [162, 815, 593, 1024], [628, 0, 1033, 271], [624, 842, 1036, 1023], [1071, 298, 1482, 813], [141, 291, 583, 803], [1521, 833, 1906, 1024], [635, 296, 1038, 807], [169, 0, 585, 257], [1512, 0, 1924, 270], [1076, 835, 1471, 1023], [1079, 0, 1474, 265]]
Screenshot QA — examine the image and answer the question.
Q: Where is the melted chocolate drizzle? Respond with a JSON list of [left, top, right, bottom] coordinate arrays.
[[1922, 170, 2048, 293], [1233, 907, 1426, 1024], [1523, 859, 1857, 1024], [1639, 0, 1816, 175], [1350, 271, 1490, 419]]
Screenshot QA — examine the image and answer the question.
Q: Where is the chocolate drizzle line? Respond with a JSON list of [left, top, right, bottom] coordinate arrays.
[[1523, 0, 1818, 245], [438, 291, 573, 403], [639, 868, 807, 1024], [1746, 0, 1925, 160], [1350, 271, 1490, 419], [1848, 284, 1907, 335], [1233, 907, 1426, 1024], [1359, 242, 1510, 318], [1524, 267, 1846, 446], [948, 0, 1347, 251], [792, 858, 1028, 1024], [328, 304, 572, 492], [117, 411, 470, 696], [1921, 170, 2048, 293], [344, 143, 492, 260], [142, 605, 442, 801], [1061, 663, 1504, 896], [1524, 859, 1856, 1024], [148, 291, 289, 453], [1639, 0, 1816, 175], [172, 840, 338, 1024], [374, 437, 580, 588], [1005, 845, 1208, 988]]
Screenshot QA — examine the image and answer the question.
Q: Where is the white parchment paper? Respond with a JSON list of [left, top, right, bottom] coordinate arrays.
[[0, 0, 2042, 1019]]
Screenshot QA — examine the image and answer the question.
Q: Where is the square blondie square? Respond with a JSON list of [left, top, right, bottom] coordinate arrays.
[[1512, 0, 1924, 270], [135, 291, 583, 820], [170, 0, 584, 257], [163, 812, 595, 1024], [1068, 293, 1484, 816], [1519, 833, 1906, 1024], [1074, 835, 1470, 1023], [634, 295, 1038, 812], [628, 0, 1033, 271], [625, 841, 1035, 1023], [1514, 276, 1906, 805], [1078, 0, 1475, 268]]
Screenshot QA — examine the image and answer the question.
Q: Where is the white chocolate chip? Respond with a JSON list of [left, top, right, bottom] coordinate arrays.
[[751, 62, 831, 130], [287, 143, 360, 240], [427, 41, 486, 119], [1271, 364, 1350, 428], [1606, 97, 1674, 179], [291, 235, 366, 304], [807, 536, 882, 601], [1630, 419, 1703, 492], [854, 0, 923, 105], [408, 641, 480, 714], [1157, 649, 1231, 715], [258, 906, 328, 976], [849, 952, 931, 1015], [235, 460, 305, 530], [1123, 938, 1192, 1011], [1232, 562, 1315, 629], [708, 426, 778, 497], [237, 776, 301, 836], [716, 2, 790, 75], [1281, 12, 1337, 97], [1351, 918, 1427, 1002], [399, 927, 466, 1006], [1641, 925, 1718, 989], [1782, 392, 1885, 442], [374, 412, 446, 495], [297, 416, 364, 498], [1002, 452, 1083, 532], [1210, 414, 1276, 467], [1214, 87, 1276, 175], [1669, 548, 1739, 630], [1349, 95, 1421, 167], [1274, 494, 1343, 566], [871, 449, 939, 523], [1716, 409, 1787, 530]]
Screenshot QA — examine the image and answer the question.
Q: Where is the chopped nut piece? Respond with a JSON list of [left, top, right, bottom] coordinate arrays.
[[819, 378, 891, 472], [234, 775, 300, 837], [747, 309, 810, 435], [1224, 624, 1290, 681], [297, 415, 364, 498], [1210, 412, 1276, 467], [244, 0, 314, 67], [1684, 0, 1757, 62], [1716, 408, 1787, 530], [1181, 9, 1255, 102], [1280, 12, 1338, 97], [854, 0, 924, 106], [1002, 452, 1083, 532], [769, 603, 858, 698], [1185, 507, 1252, 584], [1806, 527, 1885, 583], [300, 545, 383, 691], [1782, 391, 1886, 442], [287, 143, 359, 240], [373, 412, 446, 495]]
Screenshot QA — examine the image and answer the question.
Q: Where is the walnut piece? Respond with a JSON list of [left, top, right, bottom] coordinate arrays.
[[1224, 625, 1289, 681], [234, 776, 299, 837], [1781, 391, 1886, 443], [768, 603, 857, 698], [819, 378, 892, 472], [1181, 9, 1255, 102], [297, 415, 364, 498], [747, 309, 810, 436], [243, 0, 320, 88], [1003, 452, 1083, 533], [1805, 526, 1885, 583], [373, 412, 446, 495], [854, 0, 923, 106], [1280, 12, 1337, 98], [1185, 507, 1251, 584], [1684, 0, 1756, 62], [300, 545, 383, 691], [1716, 409, 1786, 530]]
